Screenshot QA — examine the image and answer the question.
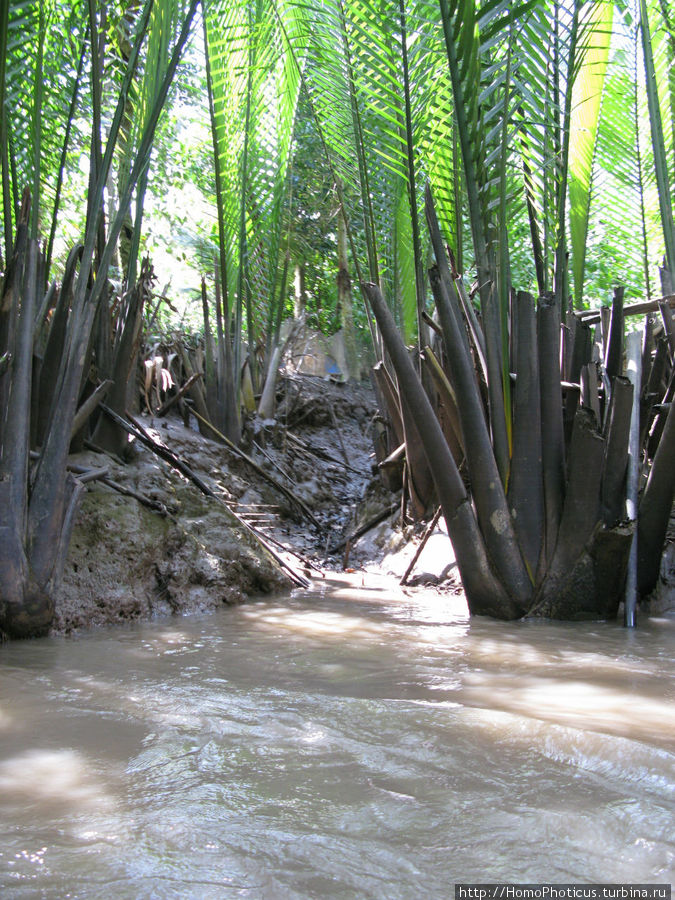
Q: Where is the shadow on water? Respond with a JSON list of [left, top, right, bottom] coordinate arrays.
[[0, 575, 673, 897]]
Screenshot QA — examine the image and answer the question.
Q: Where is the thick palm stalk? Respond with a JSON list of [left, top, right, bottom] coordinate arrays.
[[508, 291, 544, 578], [604, 287, 625, 384], [421, 347, 464, 465], [638, 398, 675, 596], [363, 281, 524, 619], [425, 186, 487, 381], [428, 265, 532, 609], [35, 245, 82, 447], [600, 376, 633, 526], [624, 330, 642, 626], [530, 407, 605, 617], [538, 294, 566, 568], [0, 202, 55, 636]]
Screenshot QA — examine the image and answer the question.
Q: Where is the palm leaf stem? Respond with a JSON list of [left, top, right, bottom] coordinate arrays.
[[338, 0, 379, 284], [267, 163, 292, 357], [203, 6, 231, 324], [235, 26, 254, 386], [45, 34, 88, 282], [568, 0, 611, 309], [639, 0, 675, 277], [86, 0, 106, 259], [634, 24, 652, 302], [29, 0, 45, 241], [425, 184, 487, 382], [8, 124, 18, 227], [452, 120, 462, 273], [0, 0, 12, 260], [336, 179, 379, 353], [656, 0, 675, 177], [521, 139, 546, 295], [438, 0, 510, 486], [73, 0, 155, 305], [553, 0, 580, 313], [497, 22, 515, 460], [398, 0, 426, 346]]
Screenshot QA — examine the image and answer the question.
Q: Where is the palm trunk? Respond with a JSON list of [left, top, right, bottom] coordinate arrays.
[[508, 291, 544, 578], [364, 281, 525, 619]]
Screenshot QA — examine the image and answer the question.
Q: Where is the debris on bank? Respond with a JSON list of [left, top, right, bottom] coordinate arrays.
[[54, 375, 381, 633]]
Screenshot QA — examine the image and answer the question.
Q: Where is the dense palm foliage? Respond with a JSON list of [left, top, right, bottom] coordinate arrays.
[[1, 0, 674, 635]]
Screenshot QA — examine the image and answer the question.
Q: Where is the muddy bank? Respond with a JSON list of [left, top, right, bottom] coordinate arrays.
[[54, 376, 381, 634]]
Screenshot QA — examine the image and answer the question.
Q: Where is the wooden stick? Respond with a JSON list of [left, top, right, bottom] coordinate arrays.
[[70, 465, 110, 484], [100, 404, 309, 587], [252, 439, 297, 486], [286, 429, 361, 474], [68, 462, 177, 521], [157, 371, 202, 417], [400, 506, 443, 585], [330, 501, 399, 554], [329, 403, 351, 467], [186, 407, 322, 529], [576, 294, 675, 325], [71, 380, 113, 439], [378, 442, 405, 469]]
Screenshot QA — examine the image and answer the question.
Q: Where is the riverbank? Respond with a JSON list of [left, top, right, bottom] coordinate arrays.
[[54, 373, 674, 634], [54, 375, 388, 633]]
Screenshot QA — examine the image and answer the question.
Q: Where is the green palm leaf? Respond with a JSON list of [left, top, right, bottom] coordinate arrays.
[[640, 0, 675, 277], [568, 0, 613, 309]]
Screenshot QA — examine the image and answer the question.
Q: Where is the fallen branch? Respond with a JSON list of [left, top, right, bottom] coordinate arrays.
[[99, 404, 309, 587], [186, 406, 322, 529], [157, 371, 202, 417], [330, 501, 400, 554], [68, 462, 176, 520], [252, 439, 297, 486], [71, 380, 113, 439], [286, 430, 361, 474], [576, 294, 675, 325], [70, 464, 110, 484], [400, 506, 443, 585], [329, 403, 351, 467]]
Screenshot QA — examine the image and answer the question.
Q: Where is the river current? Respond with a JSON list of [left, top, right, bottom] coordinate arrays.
[[1, 576, 674, 898]]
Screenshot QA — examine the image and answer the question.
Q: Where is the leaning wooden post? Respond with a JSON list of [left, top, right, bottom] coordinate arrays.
[[624, 329, 643, 627]]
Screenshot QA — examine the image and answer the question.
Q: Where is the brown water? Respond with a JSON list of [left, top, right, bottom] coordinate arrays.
[[1, 576, 674, 899]]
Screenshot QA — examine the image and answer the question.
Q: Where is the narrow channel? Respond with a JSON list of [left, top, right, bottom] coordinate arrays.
[[1, 577, 673, 898]]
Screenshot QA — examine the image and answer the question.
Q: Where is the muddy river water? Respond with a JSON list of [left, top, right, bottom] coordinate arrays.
[[1, 577, 674, 898]]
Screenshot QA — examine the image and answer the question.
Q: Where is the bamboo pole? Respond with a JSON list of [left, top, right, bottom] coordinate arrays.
[[576, 294, 675, 325], [624, 329, 643, 627]]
